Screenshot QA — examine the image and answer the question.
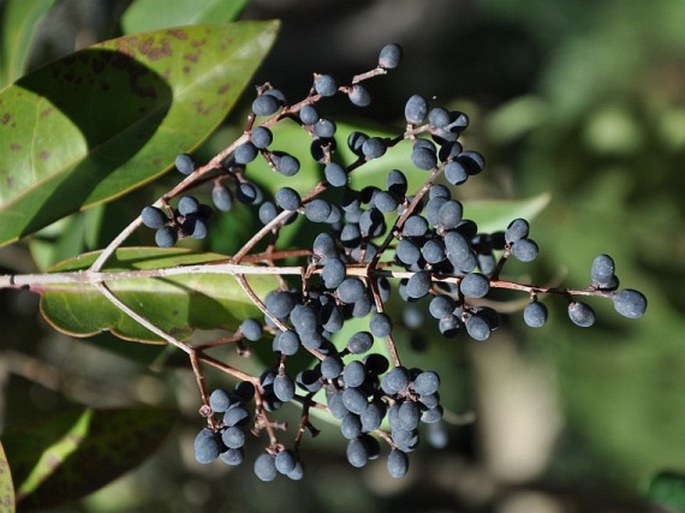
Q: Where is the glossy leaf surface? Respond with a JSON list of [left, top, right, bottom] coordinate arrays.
[[122, 0, 249, 34], [0, 21, 279, 247], [40, 248, 278, 343], [0, 0, 55, 87]]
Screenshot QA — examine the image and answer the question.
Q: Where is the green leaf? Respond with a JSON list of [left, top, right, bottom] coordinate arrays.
[[39, 248, 279, 343], [648, 471, 685, 512], [0, 21, 279, 248], [122, 0, 249, 34], [2, 407, 173, 509], [0, 441, 15, 513], [465, 192, 552, 234], [0, 0, 55, 87]]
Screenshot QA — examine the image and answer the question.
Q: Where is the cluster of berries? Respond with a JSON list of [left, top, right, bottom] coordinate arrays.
[[141, 43, 646, 481]]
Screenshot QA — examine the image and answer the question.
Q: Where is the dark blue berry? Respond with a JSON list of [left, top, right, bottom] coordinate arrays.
[[322, 257, 346, 288], [313, 118, 336, 138], [381, 366, 410, 394], [252, 94, 280, 117], [342, 360, 366, 388], [347, 331, 374, 354], [299, 104, 319, 125], [275, 450, 297, 475], [236, 182, 261, 204], [265, 290, 296, 318], [370, 312, 393, 337], [274, 153, 300, 176], [212, 184, 233, 212], [175, 153, 196, 175], [459, 273, 490, 298], [178, 196, 200, 216], [337, 277, 366, 304], [348, 84, 371, 107], [378, 43, 402, 69], [505, 218, 530, 244], [193, 429, 221, 464], [251, 126, 273, 149], [396, 239, 421, 265], [314, 74, 338, 97], [240, 318, 263, 341], [429, 107, 450, 128], [591, 254, 617, 288], [523, 300, 548, 328], [324, 162, 347, 187], [421, 238, 446, 264], [404, 95, 428, 124], [219, 448, 244, 466], [458, 150, 485, 175], [273, 374, 295, 402], [414, 371, 440, 395], [429, 295, 455, 319], [411, 146, 437, 170], [387, 449, 409, 478], [275, 187, 301, 211], [403, 215, 428, 237], [254, 453, 278, 481], [568, 301, 596, 327], [221, 426, 246, 449], [511, 238, 538, 262], [321, 354, 344, 379], [444, 161, 468, 185], [347, 131, 368, 155], [263, 87, 286, 103], [209, 388, 232, 412], [466, 314, 491, 341], [406, 271, 431, 299], [346, 438, 369, 468], [304, 199, 332, 222], [274, 330, 300, 356], [155, 226, 177, 247], [234, 142, 258, 164], [141, 206, 167, 229], [613, 289, 647, 319], [361, 137, 386, 159]]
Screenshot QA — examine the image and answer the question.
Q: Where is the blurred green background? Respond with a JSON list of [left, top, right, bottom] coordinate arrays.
[[0, 0, 684, 511]]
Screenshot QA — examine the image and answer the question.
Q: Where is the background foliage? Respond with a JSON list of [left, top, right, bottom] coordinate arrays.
[[0, 0, 683, 511]]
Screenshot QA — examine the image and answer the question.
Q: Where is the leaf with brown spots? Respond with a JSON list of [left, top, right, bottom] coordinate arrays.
[[0, 21, 279, 248], [2, 408, 173, 509], [39, 247, 278, 343]]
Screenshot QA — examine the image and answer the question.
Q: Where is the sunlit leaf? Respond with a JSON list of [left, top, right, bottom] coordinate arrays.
[[466, 192, 552, 234], [0, 0, 55, 87], [0, 441, 15, 513], [0, 21, 279, 247], [2, 408, 172, 509], [122, 0, 249, 34], [39, 248, 279, 343]]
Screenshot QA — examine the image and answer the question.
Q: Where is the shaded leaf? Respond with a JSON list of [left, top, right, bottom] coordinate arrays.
[[0, 21, 279, 247], [648, 471, 685, 513], [0, 441, 15, 513], [122, 0, 249, 34], [0, 0, 55, 87], [2, 408, 172, 509], [40, 248, 279, 343]]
